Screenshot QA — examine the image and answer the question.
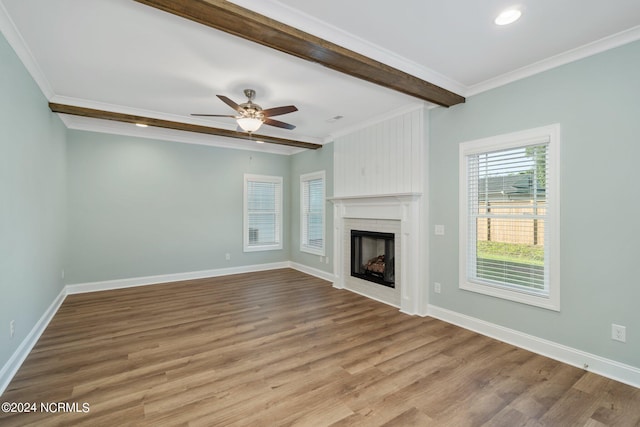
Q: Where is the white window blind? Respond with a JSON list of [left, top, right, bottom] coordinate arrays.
[[459, 124, 560, 311], [244, 174, 282, 252], [467, 143, 548, 293], [300, 171, 325, 255]]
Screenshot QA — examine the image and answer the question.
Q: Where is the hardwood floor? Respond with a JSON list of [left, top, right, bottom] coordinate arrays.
[[1, 268, 639, 426]]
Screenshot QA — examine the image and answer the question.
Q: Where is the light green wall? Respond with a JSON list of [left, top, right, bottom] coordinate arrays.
[[0, 33, 67, 366], [66, 131, 292, 284], [290, 142, 334, 273], [429, 40, 640, 368]]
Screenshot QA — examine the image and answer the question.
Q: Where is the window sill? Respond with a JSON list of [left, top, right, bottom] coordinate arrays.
[[244, 244, 282, 253], [459, 280, 560, 311], [300, 246, 325, 256]]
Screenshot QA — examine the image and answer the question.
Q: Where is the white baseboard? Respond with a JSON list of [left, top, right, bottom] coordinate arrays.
[[288, 262, 335, 283], [0, 288, 67, 395], [64, 262, 290, 294], [427, 304, 640, 389]]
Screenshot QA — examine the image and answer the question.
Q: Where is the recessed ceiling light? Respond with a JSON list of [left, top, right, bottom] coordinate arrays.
[[255, 140, 264, 144], [494, 9, 522, 26], [135, 123, 148, 128]]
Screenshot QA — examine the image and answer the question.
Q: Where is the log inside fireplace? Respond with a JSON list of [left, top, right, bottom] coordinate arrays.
[[350, 230, 395, 288]]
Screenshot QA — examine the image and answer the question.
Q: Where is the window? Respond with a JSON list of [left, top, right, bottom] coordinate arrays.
[[244, 174, 283, 252], [459, 124, 560, 310], [300, 171, 325, 255]]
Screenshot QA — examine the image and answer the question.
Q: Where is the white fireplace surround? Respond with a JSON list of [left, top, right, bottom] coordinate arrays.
[[330, 193, 426, 315]]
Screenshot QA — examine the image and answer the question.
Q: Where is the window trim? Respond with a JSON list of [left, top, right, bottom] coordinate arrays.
[[299, 170, 326, 256], [243, 174, 283, 252], [458, 124, 560, 311]]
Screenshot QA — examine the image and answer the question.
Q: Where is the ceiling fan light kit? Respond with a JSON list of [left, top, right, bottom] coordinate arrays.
[[192, 88, 298, 134], [237, 116, 263, 133]]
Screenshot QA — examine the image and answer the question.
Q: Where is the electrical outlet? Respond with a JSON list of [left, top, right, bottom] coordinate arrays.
[[434, 282, 441, 294], [61, 269, 65, 279], [225, 253, 231, 261], [435, 225, 445, 236], [10, 320, 15, 338], [319, 255, 324, 263], [325, 256, 329, 264], [612, 324, 626, 342]]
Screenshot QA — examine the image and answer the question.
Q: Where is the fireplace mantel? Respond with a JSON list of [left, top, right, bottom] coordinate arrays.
[[329, 193, 421, 221], [330, 192, 426, 315], [329, 192, 421, 203], [329, 192, 422, 200]]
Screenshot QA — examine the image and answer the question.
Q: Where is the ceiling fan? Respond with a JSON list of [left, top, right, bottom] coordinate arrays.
[[192, 89, 297, 134]]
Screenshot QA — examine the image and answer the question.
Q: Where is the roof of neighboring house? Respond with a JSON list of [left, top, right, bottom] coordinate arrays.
[[478, 174, 546, 201]]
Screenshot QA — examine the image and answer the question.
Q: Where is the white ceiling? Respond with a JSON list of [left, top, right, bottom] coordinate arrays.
[[2, 0, 639, 153]]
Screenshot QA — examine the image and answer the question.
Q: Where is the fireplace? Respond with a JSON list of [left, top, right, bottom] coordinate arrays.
[[351, 230, 395, 288], [330, 193, 423, 314]]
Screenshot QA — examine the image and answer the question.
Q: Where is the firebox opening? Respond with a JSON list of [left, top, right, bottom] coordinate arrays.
[[350, 230, 395, 288]]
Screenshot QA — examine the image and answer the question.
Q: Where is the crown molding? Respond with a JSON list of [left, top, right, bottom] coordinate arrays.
[[0, 1, 54, 98], [467, 25, 640, 97]]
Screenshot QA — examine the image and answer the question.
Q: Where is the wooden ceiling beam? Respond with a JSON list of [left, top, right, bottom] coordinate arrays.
[[49, 103, 322, 150], [134, 0, 465, 108]]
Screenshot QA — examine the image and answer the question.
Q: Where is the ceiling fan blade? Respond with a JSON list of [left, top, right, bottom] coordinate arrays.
[[263, 117, 296, 130], [261, 105, 298, 117], [191, 114, 237, 117], [216, 95, 242, 113]]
